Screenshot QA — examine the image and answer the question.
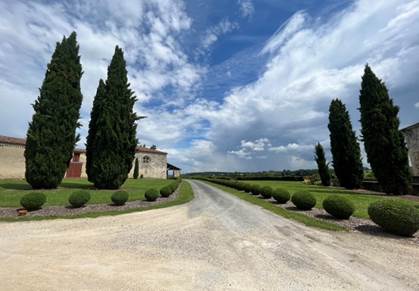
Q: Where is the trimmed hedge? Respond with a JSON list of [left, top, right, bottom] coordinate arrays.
[[145, 188, 159, 201], [272, 188, 290, 204], [111, 190, 129, 206], [368, 199, 419, 237], [323, 195, 354, 219], [260, 186, 273, 199], [68, 190, 91, 208], [291, 191, 316, 210], [20, 192, 47, 211], [160, 186, 172, 197], [250, 184, 262, 195]]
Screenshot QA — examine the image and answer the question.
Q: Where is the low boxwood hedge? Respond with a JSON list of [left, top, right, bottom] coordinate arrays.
[[68, 190, 91, 208], [368, 199, 419, 237], [20, 192, 47, 211], [323, 195, 355, 219], [272, 188, 290, 204], [111, 190, 129, 206], [250, 185, 261, 196], [260, 186, 273, 199], [291, 191, 316, 210], [160, 186, 172, 197], [145, 188, 159, 201]]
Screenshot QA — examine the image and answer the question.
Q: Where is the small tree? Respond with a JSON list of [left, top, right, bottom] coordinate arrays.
[[328, 99, 364, 189], [25, 32, 83, 189], [314, 143, 331, 186], [359, 65, 411, 194], [86, 46, 138, 189], [133, 158, 139, 179]]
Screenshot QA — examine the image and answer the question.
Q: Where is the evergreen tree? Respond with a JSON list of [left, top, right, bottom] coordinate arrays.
[[359, 65, 411, 194], [314, 143, 331, 186], [86, 46, 138, 189], [133, 158, 139, 179], [25, 32, 83, 189], [328, 99, 364, 189]]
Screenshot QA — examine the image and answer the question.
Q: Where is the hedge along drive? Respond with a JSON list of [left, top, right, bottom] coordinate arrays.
[[291, 191, 316, 210], [322, 195, 355, 219], [86, 46, 139, 189], [328, 99, 364, 189], [68, 190, 91, 208], [359, 65, 411, 195], [25, 32, 83, 189], [20, 192, 47, 211]]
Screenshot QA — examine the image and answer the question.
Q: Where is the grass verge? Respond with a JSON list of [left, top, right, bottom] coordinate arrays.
[[0, 181, 194, 222], [203, 181, 346, 232]]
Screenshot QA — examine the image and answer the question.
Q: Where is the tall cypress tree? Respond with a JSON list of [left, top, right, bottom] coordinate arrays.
[[314, 143, 331, 186], [86, 46, 138, 189], [359, 65, 411, 194], [25, 32, 83, 189], [133, 158, 139, 179], [328, 99, 364, 189]]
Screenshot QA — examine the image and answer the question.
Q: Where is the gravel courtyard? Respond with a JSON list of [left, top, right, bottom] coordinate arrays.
[[0, 180, 418, 290]]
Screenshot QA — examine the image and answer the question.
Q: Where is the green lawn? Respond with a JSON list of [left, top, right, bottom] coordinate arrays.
[[242, 180, 419, 219], [0, 178, 173, 207], [204, 181, 345, 231]]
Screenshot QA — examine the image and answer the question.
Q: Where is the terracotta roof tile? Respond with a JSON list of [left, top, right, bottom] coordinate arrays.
[[0, 135, 26, 146]]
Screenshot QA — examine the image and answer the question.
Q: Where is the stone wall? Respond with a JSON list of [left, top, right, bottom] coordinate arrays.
[[0, 144, 25, 179], [129, 152, 167, 179], [402, 126, 419, 176]]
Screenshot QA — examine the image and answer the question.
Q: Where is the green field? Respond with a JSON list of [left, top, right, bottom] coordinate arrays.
[[0, 178, 173, 207], [242, 180, 419, 219]]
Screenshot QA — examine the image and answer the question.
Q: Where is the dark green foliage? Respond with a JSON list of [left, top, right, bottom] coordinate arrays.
[[368, 199, 419, 236], [243, 183, 253, 193], [272, 188, 290, 204], [86, 46, 138, 189], [145, 188, 159, 201], [260, 186, 273, 199], [68, 190, 91, 208], [250, 184, 262, 195], [323, 195, 355, 219], [314, 143, 331, 186], [160, 186, 172, 197], [111, 190, 129, 206], [133, 158, 139, 179], [291, 191, 316, 210], [25, 32, 83, 189], [359, 65, 411, 195], [20, 192, 47, 211], [328, 99, 363, 189]]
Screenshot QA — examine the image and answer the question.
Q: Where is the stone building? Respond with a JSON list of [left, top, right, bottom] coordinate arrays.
[[0, 135, 180, 179], [401, 122, 419, 176]]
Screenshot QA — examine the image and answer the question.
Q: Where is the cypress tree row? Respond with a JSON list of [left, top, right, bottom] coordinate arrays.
[[359, 65, 411, 194], [86, 46, 138, 189], [25, 32, 83, 189], [133, 158, 139, 179], [314, 143, 331, 186], [328, 99, 363, 189]]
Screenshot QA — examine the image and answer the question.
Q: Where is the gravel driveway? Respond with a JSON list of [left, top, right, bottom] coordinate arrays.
[[0, 180, 418, 290]]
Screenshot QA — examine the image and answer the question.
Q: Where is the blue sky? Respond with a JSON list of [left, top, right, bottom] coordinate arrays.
[[0, 0, 419, 173]]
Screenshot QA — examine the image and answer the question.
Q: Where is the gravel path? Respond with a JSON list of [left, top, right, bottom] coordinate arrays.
[[0, 180, 418, 290]]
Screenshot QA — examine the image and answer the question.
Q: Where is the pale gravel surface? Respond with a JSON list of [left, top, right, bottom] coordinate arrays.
[[0, 180, 418, 291]]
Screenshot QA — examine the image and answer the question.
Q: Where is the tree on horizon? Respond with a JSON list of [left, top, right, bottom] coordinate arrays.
[[86, 46, 138, 189], [328, 98, 363, 189], [25, 32, 83, 189], [359, 64, 411, 195]]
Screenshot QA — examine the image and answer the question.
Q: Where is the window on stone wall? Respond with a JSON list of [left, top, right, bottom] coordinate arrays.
[[143, 156, 151, 163]]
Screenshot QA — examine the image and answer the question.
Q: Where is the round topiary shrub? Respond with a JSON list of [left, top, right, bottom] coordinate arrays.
[[291, 191, 316, 210], [111, 190, 129, 206], [323, 195, 355, 219], [250, 185, 261, 195], [243, 184, 252, 193], [145, 188, 159, 201], [68, 190, 91, 208], [272, 188, 290, 204], [160, 186, 172, 197], [20, 192, 47, 211], [368, 199, 419, 237], [260, 186, 273, 199]]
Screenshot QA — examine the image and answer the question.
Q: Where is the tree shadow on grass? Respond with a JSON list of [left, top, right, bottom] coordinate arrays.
[[0, 181, 93, 191], [0, 183, 32, 190]]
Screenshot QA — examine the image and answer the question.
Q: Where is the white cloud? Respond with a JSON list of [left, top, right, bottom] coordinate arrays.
[[238, 0, 255, 18], [199, 19, 239, 53], [415, 102, 419, 108]]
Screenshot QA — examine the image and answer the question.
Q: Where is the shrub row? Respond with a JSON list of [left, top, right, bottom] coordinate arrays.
[[19, 179, 183, 211]]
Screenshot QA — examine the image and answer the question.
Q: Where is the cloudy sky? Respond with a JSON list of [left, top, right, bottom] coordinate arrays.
[[0, 0, 418, 173]]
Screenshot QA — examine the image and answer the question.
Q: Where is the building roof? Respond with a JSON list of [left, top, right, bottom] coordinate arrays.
[[167, 162, 181, 170], [136, 147, 167, 155], [401, 122, 419, 132], [0, 135, 26, 146]]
